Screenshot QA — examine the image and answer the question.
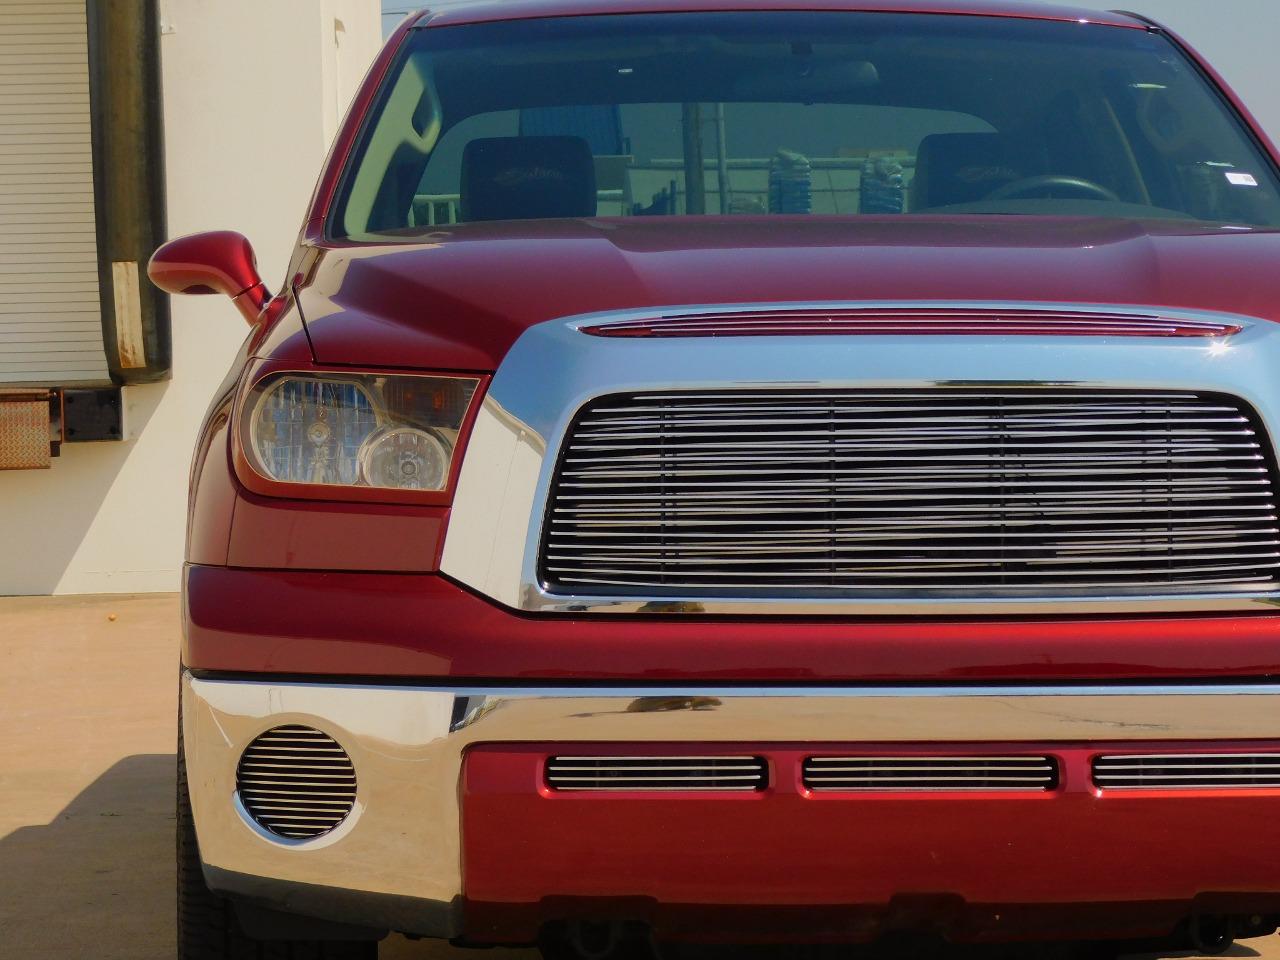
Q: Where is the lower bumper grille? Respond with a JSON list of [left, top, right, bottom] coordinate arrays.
[[545, 755, 767, 791], [804, 755, 1059, 792], [1094, 753, 1280, 789]]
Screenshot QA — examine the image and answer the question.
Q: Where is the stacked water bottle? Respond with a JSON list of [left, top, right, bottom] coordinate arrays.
[[859, 156, 906, 214], [768, 149, 813, 214]]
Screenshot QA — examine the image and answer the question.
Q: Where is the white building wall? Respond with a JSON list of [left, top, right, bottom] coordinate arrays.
[[0, 0, 381, 595]]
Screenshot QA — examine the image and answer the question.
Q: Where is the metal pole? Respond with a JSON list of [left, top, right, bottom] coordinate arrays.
[[715, 103, 730, 214], [681, 103, 705, 215]]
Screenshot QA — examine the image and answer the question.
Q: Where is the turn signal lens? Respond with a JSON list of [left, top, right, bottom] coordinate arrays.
[[244, 372, 479, 492]]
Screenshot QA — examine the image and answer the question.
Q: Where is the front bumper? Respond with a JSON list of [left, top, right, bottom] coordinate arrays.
[[182, 672, 1280, 942]]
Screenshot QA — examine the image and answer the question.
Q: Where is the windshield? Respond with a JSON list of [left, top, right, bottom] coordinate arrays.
[[331, 12, 1280, 237]]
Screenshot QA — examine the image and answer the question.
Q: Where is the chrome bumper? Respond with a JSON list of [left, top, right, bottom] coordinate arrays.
[[182, 672, 1280, 938]]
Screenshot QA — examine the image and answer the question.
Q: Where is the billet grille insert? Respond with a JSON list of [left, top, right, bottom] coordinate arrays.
[[805, 755, 1059, 792], [235, 725, 356, 839], [546, 755, 767, 791], [1094, 753, 1280, 790], [541, 389, 1280, 597]]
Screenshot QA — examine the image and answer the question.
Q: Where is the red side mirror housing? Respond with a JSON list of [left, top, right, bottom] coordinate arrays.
[[148, 230, 270, 325]]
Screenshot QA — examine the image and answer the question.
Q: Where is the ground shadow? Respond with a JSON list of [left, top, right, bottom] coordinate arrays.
[[0, 753, 175, 959]]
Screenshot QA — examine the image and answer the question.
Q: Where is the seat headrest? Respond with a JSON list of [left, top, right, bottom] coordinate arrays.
[[460, 136, 596, 223], [912, 133, 1020, 210]]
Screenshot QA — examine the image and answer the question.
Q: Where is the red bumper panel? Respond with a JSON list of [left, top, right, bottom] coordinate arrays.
[[184, 565, 1280, 682], [461, 743, 1280, 943]]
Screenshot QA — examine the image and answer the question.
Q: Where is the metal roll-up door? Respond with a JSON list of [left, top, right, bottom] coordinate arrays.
[[0, 0, 108, 387]]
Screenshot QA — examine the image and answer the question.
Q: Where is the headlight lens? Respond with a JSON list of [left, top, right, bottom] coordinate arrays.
[[358, 425, 450, 491], [244, 371, 479, 492]]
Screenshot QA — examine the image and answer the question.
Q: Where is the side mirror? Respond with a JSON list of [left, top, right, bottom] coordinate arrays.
[[148, 230, 270, 324]]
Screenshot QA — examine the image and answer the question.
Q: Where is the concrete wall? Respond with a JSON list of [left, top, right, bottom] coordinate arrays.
[[0, 0, 381, 595]]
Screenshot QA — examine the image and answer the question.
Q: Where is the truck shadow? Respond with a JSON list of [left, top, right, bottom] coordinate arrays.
[[0, 753, 176, 959]]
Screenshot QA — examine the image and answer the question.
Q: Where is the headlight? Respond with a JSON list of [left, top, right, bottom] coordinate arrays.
[[359, 425, 450, 490], [241, 370, 480, 495]]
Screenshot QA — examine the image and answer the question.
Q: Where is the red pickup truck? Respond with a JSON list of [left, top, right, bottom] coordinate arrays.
[[152, 2, 1280, 958]]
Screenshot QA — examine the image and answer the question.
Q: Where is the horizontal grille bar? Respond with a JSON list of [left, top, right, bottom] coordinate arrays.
[[579, 308, 1244, 339], [804, 755, 1059, 792], [1094, 753, 1280, 789], [541, 389, 1280, 598], [236, 725, 356, 839], [546, 756, 767, 791]]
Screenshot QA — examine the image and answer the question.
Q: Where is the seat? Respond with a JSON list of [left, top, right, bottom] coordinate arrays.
[[911, 133, 1021, 210], [459, 135, 597, 222]]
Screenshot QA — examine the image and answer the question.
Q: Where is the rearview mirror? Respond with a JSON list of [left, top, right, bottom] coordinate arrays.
[[148, 230, 269, 325]]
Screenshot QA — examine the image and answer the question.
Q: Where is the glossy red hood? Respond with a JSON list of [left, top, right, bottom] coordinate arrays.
[[293, 217, 1280, 371]]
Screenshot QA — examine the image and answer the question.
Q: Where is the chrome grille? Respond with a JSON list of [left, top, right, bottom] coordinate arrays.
[[541, 389, 1280, 596], [545, 755, 767, 791], [804, 755, 1058, 792], [235, 725, 356, 839], [1094, 753, 1280, 789]]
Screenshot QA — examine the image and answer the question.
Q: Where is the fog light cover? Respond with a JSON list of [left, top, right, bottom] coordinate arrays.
[[243, 371, 478, 492], [236, 724, 356, 840]]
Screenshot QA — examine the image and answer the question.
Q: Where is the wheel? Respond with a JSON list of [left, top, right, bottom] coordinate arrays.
[[177, 706, 377, 960]]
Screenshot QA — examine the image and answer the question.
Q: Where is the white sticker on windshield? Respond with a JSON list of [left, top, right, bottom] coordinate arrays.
[[1226, 171, 1259, 186]]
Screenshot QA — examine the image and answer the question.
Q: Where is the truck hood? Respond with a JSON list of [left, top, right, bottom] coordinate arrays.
[[293, 216, 1280, 371]]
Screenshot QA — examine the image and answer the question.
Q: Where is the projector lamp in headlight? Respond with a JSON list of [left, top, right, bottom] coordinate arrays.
[[359, 425, 451, 490]]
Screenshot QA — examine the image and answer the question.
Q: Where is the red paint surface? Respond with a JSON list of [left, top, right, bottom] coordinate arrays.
[[295, 219, 1280, 372], [183, 565, 1280, 681], [148, 230, 268, 324], [245, 300, 313, 363], [186, 404, 236, 567], [226, 494, 447, 571], [461, 742, 1280, 942]]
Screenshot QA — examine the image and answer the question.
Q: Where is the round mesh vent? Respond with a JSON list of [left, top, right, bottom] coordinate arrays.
[[235, 724, 356, 840]]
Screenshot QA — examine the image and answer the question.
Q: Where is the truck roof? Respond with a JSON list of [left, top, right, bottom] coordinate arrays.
[[405, 0, 1147, 31]]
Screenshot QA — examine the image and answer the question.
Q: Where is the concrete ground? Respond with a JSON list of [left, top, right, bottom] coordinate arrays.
[[0, 593, 1274, 960]]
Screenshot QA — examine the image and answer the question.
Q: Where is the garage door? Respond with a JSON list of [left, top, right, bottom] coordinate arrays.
[[0, 0, 108, 386]]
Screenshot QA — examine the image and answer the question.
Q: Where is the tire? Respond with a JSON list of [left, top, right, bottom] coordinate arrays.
[[177, 705, 377, 960], [537, 921, 656, 960]]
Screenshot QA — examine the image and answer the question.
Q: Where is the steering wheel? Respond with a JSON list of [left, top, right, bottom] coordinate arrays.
[[984, 175, 1120, 203]]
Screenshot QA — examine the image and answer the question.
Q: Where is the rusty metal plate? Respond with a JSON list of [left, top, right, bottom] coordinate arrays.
[[0, 395, 51, 470]]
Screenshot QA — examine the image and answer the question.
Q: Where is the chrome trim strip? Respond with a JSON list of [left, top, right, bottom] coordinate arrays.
[[440, 300, 1280, 615], [802, 753, 1058, 792], [183, 674, 1280, 933], [1093, 751, 1280, 790], [564, 301, 1259, 335]]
